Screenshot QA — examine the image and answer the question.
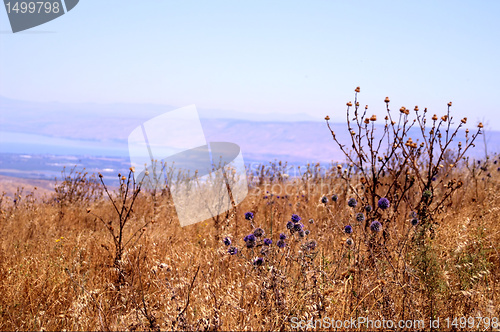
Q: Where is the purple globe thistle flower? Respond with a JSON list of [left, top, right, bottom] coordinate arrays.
[[364, 205, 372, 212], [264, 195, 268, 199], [432, 177, 437, 181], [331, 194, 338, 202], [253, 228, 264, 237], [263, 238, 272, 245], [223, 237, 231, 246], [307, 240, 317, 250], [286, 221, 294, 230], [346, 238, 353, 246], [356, 213, 365, 222], [276, 196, 280, 199], [305, 229, 310, 236], [309, 218, 314, 224], [228, 246, 238, 255], [245, 212, 254, 220], [378, 197, 390, 210], [411, 218, 419, 226], [253, 257, 264, 266], [293, 223, 304, 232], [321, 196, 328, 204], [299, 230, 305, 238], [291, 214, 301, 223], [370, 220, 382, 232], [348, 198, 357, 208], [344, 225, 353, 234], [277, 239, 286, 248], [279, 233, 287, 240], [244, 234, 256, 242], [246, 241, 256, 249], [409, 211, 418, 219]]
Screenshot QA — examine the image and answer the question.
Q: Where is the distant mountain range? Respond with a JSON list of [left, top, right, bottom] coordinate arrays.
[[1, 96, 499, 167]]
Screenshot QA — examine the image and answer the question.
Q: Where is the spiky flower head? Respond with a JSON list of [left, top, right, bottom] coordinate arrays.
[[245, 212, 254, 220], [346, 238, 354, 246], [411, 218, 419, 226], [365, 205, 372, 212], [293, 223, 304, 232], [344, 225, 353, 234], [291, 214, 301, 223], [263, 238, 272, 246], [348, 198, 357, 208], [277, 240, 286, 248], [253, 228, 264, 237], [228, 246, 238, 255], [223, 237, 231, 246], [244, 234, 256, 242], [279, 233, 287, 240], [370, 220, 382, 232], [286, 221, 294, 230], [253, 257, 264, 266], [378, 197, 390, 210], [356, 213, 365, 222], [321, 196, 328, 204], [331, 194, 338, 202]]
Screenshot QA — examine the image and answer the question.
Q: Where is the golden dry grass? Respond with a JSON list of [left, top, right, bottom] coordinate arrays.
[[0, 161, 499, 331]]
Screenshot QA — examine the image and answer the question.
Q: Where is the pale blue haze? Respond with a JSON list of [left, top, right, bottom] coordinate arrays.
[[0, 0, 499, 127]]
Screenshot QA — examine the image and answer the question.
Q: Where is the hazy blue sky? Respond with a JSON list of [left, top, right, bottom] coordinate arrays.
[[1, 1, 499, 127]]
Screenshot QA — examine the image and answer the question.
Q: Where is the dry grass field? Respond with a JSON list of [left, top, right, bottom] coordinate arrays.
[[1, 93, 499, 331]]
